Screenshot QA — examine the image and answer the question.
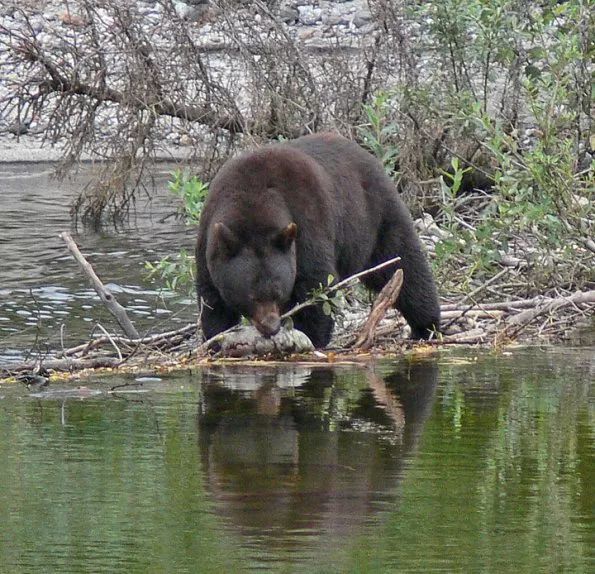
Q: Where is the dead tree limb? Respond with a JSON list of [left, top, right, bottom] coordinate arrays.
[[498, 290, 595, 339], [440, 291, 595, 313], [5, 357, 121, 376], [59, 231, 140, 339], [280, 256, 402, 322], [354, 269, 403, 351]]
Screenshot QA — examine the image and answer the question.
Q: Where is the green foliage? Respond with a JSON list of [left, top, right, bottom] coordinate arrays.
[[168, 169, 209, 224], [145, 248, 195, 295], [310, 274, 345, 317], [361, 0, 593, 296], [358, 93, 400, 177], [145, 170, 208, 296]]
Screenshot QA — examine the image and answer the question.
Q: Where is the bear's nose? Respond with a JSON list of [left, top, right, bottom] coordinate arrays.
[[252, 302, 281, 337]]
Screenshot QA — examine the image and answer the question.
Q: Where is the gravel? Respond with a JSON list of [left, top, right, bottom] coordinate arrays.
[[0, 0, 372, 162]]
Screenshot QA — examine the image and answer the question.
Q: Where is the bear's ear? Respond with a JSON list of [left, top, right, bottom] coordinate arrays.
[[213, 222, 240, 257], [274, 222, 297, 251]]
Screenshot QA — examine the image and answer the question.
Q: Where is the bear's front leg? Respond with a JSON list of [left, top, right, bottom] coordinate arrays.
[[292, 305, 334, 348], [290, 277, 335, 348], [198, 284, 240, 341]]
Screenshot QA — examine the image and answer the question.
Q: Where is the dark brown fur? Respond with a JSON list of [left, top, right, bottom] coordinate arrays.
[[196, 133, 440, 347]]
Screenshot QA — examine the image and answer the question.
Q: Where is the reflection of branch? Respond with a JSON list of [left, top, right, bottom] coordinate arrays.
[[364, 368, 405, 436]]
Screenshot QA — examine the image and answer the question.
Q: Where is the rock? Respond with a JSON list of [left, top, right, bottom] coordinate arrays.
[[59, 11, 87, 28], [298, 6, 323, 26], [499, 253, 523, 268], [174, 0, 210, 22], [179, 133, 193, 146], [279, 6, 299, 24], [0, 6, 16, 18], [7, 119, 31, 136], [297, 28, 317, 41], [214, 325, 315, 357], [415, 213, 449, 240], [352, 9, 372, 28]]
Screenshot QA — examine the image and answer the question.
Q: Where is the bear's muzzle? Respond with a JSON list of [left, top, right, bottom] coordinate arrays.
[[252, 302, 281, 337]]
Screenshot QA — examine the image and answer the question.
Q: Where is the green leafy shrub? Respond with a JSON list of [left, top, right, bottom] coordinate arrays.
[[145, 170, 208, 297], [359, 0, 593, 298]]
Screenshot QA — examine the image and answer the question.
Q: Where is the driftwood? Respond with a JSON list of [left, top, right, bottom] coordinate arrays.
[[5, 357, 121, 376], [2, 242, 593, 380], [354, 269, 403, 351], [336, 289, 595, 348], [440, 292, 595, 313], [498, 290, 595, 339], [62, 324, 197, 357], [59, 232, 140, 339], [215, 326, 314, 358]]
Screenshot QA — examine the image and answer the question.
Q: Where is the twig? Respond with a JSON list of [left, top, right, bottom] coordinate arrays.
[[280, 256, 402, 321], [95, 323, 123, 362], [62, 323, 197, 356], [441, 268, 509, 330]]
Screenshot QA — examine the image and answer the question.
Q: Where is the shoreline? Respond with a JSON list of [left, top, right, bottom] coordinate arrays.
[[0, 140, 198, 164]]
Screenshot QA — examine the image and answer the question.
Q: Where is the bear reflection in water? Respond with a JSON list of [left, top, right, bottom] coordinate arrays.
[[198, 361, 438, 549]]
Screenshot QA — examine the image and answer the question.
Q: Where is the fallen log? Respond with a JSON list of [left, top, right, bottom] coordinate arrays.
[[498, 290, 595, 339], [4, 356, 121, 376]]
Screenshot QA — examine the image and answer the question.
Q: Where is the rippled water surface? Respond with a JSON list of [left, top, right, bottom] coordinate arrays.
[[0, 163, 196, 364], [0, 348, 592, 573]]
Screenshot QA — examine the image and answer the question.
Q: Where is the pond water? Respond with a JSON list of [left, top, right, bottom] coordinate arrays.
[[0, 163, 196, 366], [1, 164, 593, 572], [0, 347, 592, 573]]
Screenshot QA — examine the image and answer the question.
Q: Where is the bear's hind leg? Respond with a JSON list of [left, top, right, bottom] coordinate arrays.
[[361, 204, 440, 339]]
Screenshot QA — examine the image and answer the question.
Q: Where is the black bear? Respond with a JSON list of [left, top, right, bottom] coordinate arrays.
[[195, 133, 440, 348]]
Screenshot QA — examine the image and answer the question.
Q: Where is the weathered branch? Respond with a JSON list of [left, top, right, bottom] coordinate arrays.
[[354, 269, 403, 351], [59, 231, 140, 339], [280, 256, 402, 321], [34, 54, 246, 134], [499, 290, 595, 339], [440, 291, 595, 313]]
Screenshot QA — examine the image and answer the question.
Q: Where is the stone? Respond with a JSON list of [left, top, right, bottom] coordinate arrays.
[[179, 133, 193, 146], [298, 6, 323, 26], [216, 325, 314, 357], [59, 11, 87, 28], [352, 9, 372, 28], [279, 6, 299, 24]]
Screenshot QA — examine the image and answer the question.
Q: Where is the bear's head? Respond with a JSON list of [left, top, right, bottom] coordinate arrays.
[[206, 221, 298, 337]]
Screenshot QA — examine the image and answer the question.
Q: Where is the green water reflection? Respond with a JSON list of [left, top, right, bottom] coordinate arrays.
[[0, 348, 592, 573]]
